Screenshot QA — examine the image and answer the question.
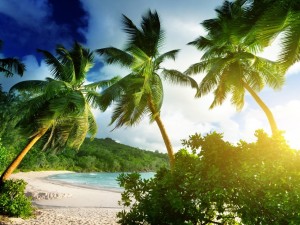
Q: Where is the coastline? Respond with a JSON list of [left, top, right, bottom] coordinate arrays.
[[5, 171, 123, 225]]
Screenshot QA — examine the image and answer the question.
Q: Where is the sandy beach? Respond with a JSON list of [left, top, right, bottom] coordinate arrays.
[[2, 171, 123, 225]]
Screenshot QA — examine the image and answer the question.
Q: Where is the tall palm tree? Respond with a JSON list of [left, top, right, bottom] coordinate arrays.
[[96, 10, 198, 167], [245, 0, 300, 71], [185, 1, 284, 135], [0, 42, 118, 182], [0, 40, 25, 77]]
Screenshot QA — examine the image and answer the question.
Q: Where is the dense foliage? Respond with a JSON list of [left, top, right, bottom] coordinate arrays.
[[0, 137, 168, 173], [117, 131, 300, 224], [0, 179, 33, 218]]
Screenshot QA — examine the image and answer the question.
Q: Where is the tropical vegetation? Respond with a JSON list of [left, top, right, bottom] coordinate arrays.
[[7, 137, 168, 172], [185, 0, 284, 135], [0, 42, 118, 183], [96, 10, 198, 167], [0, 179, 33, 218], [245, 0, 300, 71], [118, 130, 300, 224]]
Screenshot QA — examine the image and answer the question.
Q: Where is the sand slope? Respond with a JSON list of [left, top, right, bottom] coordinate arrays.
[[3, 171, 124, 225]]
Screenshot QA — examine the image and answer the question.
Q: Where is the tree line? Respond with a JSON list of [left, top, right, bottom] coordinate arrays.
[[0, 136, 168, 173]]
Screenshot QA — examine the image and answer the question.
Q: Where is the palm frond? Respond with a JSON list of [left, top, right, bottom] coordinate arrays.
[[87, 108, 98, 138], [230, 82, 245, 111], [9, 80, 49, 93], [188, 36, 215, 51], [37, 49, 69, 81], [149, 73, 163, 121], [84, 76, 121, 91], [122, 14, 143, 49], [185, 59, 214, 76], [141, 10, 164, 55], [84, 90, 101, 108], [254, 3, 288, 46], [244, 70, 264, 92], [279, 11, 300, 70], [251, 55, 284, 90], [209, 74, 229, 109], [48, 90, 86, 117], [0, 58, 25, 77], [110, 92, 148, 129], [198, 58, 229, 96], [155, 49, 179, 67], [162, 69, 198, 90], [70, 42, 94, 84], [130, 47, 151, 72], [96, 47, 133, 67], [99, 74, 142, 111]]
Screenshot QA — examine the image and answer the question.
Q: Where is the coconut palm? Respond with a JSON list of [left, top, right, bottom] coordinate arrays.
[[246, 0, 300, 71], [0, 40, 25, 77], [96, 10, 198, 167], [0, 42, 118, 182], [186, 1, 284, 135]]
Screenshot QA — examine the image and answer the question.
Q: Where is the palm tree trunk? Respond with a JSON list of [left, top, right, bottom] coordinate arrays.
[[148, 97, 175, 167], [0, 129, 47, 183], [243, 81, 278, 135]]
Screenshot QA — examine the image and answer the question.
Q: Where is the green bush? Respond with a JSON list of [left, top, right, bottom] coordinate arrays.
[[0, 179, 34, 218], [117, 131, 300, 225], [0, 139, 11, 172]]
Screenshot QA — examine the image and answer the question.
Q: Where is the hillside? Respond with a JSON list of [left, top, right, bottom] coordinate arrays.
[[16, 137, 169, 172]]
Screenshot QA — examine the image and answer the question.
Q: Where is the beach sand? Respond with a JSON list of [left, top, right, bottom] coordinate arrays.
[[2, 171, 123, 225]]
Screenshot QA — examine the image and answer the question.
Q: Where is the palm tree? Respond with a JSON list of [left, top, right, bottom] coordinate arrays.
[[185, 1, 284, 135], [0, 40, 25, 77], [0, 42, 118, 182], [96, 10, 198, 167], [245, 0, 300, 71]]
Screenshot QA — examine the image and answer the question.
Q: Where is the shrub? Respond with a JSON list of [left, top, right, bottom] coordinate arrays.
[[0, 179, 34, 218], [0, 139, 11, 172], [117, 130, 300, 225]]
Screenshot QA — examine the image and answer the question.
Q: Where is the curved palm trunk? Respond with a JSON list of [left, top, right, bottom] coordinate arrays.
[[0, 129, 47, 183], [148, 97, 175, 168], [243, 81, 278, 135]]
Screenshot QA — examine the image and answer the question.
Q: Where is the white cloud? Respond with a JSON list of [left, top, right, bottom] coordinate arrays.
[[286, 62, 300, 77]]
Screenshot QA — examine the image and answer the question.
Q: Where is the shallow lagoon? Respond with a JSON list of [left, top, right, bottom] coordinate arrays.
[[49, 172, 155, 191]]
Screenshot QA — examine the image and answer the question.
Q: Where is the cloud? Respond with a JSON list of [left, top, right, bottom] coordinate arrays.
[[0, 0, 50, 28], [286, 62, 300, 77]]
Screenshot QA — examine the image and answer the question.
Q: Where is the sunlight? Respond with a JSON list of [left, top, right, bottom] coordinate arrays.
[[276, 100, 300, 150]]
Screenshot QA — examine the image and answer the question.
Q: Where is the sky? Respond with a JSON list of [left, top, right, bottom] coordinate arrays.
[[1, 0, 300, 153]]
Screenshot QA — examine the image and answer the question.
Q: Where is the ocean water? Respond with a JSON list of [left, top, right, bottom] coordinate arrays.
[[48, 172, 155, 191]]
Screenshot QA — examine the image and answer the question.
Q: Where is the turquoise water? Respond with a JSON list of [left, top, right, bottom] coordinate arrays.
[[48, 172, 155, 191]]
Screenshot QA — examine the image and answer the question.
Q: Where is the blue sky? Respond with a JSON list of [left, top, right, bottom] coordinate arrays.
[[1, 0, 300, 152]]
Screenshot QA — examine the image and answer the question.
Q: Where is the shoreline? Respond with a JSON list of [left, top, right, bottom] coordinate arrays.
[[45, 173, 123, 194], [5, 171, 123, 225]]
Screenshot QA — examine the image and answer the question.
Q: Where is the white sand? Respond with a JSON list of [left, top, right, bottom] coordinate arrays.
[[4, 171, 124, 225]]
